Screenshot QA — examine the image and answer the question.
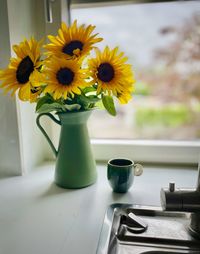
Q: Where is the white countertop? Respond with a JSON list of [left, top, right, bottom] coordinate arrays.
[[0, 162, 197, 254]]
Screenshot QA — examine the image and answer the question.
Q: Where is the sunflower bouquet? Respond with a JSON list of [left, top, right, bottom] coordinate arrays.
[[0, 21, 135, 116]]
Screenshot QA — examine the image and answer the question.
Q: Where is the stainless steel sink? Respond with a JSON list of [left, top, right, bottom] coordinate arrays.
[[96, 204, 200, 254]]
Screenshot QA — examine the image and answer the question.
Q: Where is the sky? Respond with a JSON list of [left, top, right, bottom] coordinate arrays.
[[71, 1, 200, 67]]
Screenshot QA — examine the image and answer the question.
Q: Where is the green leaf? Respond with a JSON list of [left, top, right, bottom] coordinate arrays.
[[102, 95, 116, 116], [82, 86, 97, 94], [75, 96, 89, 110], [95, 100, 104, 110], [36, 102, 66, 114], [64, 104, 81, 111], [80, 94, 100, 104], [36, 94, 54, 112]]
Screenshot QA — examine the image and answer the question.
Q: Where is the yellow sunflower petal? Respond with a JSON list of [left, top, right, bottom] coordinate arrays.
[[18, 83, 31, 101], [29, 71, 46, 87]]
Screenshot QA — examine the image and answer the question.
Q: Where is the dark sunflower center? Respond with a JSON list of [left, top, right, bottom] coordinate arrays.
[[62, 40, 83, 56], [97, 63, 115, 82], [16, 56, 34, 84], [56, 68, 74, 85]]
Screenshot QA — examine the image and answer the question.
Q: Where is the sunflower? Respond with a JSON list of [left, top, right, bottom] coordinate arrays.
[[30, 86, 43, 102], [44, 20, 103, 60], [41, 57, 89, 100], [88, 46, 135, 104], [0, 38, 43, 101]]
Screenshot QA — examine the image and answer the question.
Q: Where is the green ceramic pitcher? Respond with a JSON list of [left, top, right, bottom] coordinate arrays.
[[36, 110, 97, 189]]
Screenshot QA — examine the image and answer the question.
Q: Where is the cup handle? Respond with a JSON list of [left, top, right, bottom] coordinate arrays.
[[134, 164, 143, 176]]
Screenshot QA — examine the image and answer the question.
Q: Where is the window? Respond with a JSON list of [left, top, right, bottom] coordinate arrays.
[[68, 0, 200, 164], [71, 1, 200, 140]]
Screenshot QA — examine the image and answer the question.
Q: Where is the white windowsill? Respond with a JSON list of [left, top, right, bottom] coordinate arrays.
[[0, 161, 198, 254]]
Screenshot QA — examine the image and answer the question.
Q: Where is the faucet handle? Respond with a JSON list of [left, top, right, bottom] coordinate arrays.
[[169, 182, 175, 192]]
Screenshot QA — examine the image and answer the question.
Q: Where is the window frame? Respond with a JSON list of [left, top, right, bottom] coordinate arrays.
[[92, 139, 200, 164], [70, 0, 188, 9]]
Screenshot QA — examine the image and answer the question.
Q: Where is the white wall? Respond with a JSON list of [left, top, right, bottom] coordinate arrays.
[[0, 0, 70, 175], [6, 0, 54, 173], [0, 0, 22, 176]]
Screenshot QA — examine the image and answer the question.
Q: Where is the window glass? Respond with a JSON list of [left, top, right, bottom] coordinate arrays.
[[71, 1, 200, 140]]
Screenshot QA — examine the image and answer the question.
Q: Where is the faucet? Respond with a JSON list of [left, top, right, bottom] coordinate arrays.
[[160, 164, 200, 238]]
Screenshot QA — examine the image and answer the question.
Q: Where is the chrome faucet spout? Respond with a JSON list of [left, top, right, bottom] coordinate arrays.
[[160, 188, 200, 212], [160, 163, 200, 238]]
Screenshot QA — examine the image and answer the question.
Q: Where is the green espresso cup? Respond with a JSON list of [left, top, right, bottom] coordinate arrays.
[[107, 158, 143, 193]]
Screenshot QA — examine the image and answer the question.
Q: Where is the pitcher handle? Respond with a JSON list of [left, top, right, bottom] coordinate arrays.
[[36, 113, 61, 157]]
